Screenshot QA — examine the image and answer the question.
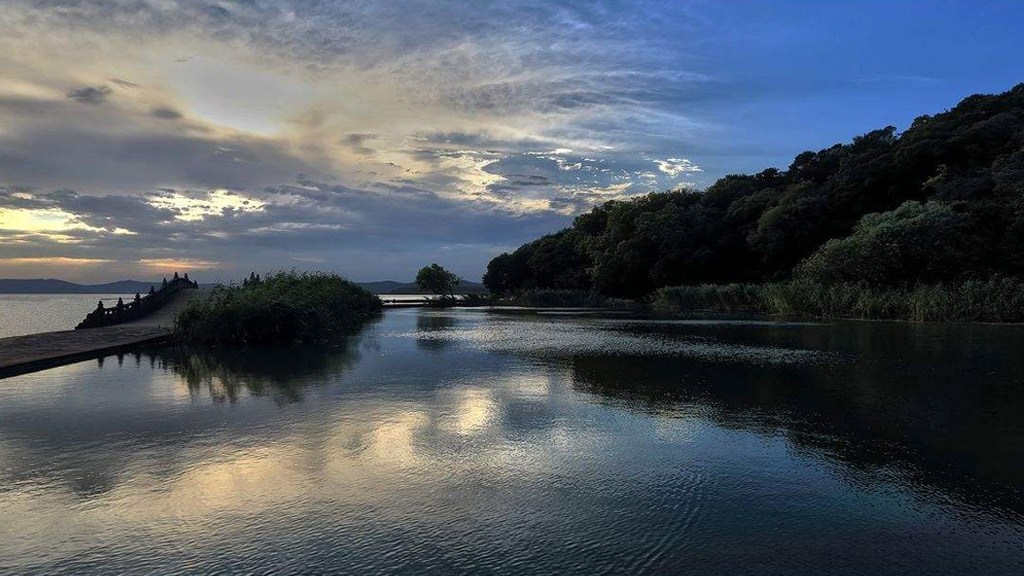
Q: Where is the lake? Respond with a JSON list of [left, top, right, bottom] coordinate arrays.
[[0, 308, 1022, 575], [0, 294, 136, 338]]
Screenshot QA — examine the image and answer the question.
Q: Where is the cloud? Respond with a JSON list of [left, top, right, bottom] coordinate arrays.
[[0, 0, 730, 280], [109, 78, 140, 89], [139, 258, 219, 271], [0, 256, 112, 266], [151, 106, 183, 120], [341, 133, 378, 156], [66, 85, 112, 104], [655, 158, 703, 178], [0, 180, 574, 282], [148, 189, 265, 221], [0, 120, 324, 193]]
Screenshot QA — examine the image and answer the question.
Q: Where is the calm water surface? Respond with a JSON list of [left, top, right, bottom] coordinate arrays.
[[0, 294, 133, 338], [0, 308, 1022, 575]]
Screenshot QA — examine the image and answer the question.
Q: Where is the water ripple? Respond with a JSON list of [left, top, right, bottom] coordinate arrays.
[[395, 318, 829, 365]]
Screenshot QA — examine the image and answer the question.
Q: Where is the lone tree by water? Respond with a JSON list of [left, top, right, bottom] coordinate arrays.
[[416, 264, 461, 299]]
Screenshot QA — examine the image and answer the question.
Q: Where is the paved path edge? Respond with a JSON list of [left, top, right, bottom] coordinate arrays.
[[0, 331, 171, 380]]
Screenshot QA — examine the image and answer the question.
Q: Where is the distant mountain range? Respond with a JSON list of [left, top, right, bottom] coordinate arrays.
[[0, 278, 486, 295], [0, 279, 167, 294]]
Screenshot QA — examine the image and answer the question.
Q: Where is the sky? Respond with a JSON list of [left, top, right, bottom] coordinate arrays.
[[0, 0, 1021, 283]]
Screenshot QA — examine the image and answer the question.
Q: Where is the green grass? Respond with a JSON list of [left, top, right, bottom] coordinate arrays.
[[174, 271, 382, 345], [652, 277, 1024, 322]]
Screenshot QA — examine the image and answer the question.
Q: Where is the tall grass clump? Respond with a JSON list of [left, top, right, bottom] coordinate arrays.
[[650, 283, 765, 312], [652, 277, 1024, 322], [498, 289, 642, 309], [502, 289, 608, 308], [175, 271, 382, 345]]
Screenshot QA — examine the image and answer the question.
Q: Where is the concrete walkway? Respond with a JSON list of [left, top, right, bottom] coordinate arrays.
[[121, 287, 206, 328], [0, 289, 203, 379]]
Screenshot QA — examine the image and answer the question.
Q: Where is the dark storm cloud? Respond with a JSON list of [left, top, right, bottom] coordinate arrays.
[[66, 85, 112, 104]]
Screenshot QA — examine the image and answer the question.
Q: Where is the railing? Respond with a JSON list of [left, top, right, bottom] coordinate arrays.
[[75, 272, 199, 330]]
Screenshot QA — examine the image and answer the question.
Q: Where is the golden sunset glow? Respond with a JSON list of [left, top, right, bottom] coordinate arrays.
[[0, 208, 86, 232], [0, 257, 112, 266], [138, 258, 219, 271]]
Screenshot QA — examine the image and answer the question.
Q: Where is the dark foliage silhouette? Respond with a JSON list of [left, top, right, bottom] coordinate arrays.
[[486, 84, 1024, 299]]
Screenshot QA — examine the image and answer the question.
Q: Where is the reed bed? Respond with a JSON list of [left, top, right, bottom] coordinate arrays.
[[652, 277, 1024, 322], [174, 271, 382, 345], [497, 289, 641, 310]]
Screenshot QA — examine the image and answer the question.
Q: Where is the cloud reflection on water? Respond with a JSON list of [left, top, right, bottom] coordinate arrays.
[[0, 309, 1022, 574]]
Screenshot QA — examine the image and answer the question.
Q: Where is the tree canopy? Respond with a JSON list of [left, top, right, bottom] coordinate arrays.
[[484, 83, 1024, 297], [416, 263, 462, 298], [797, 201, 980, 285]]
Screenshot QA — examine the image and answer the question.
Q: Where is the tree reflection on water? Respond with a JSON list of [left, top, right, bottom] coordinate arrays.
[[145, 341, 365, 404], [565, 319, 1024, 521]]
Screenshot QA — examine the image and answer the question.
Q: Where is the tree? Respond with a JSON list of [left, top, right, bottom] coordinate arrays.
[[482, 253, 515, 294], [482, 231, 591, 295], [797, 201, 981, 285], [416, 263, 462, 299]]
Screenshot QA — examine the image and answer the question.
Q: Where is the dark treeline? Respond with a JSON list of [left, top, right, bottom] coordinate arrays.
[[484, 84, 1024, 298]]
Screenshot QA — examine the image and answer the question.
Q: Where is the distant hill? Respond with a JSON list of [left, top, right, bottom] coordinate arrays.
[[0, 279, 166, 294], [0, 278, 487, 295]]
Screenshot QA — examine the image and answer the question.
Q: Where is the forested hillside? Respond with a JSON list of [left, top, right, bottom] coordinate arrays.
[[485, 84, 1024, 298]]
